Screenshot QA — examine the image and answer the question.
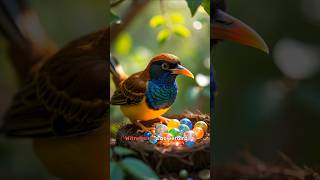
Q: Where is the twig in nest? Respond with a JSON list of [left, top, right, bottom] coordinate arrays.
[[214, 150, 320, 179]]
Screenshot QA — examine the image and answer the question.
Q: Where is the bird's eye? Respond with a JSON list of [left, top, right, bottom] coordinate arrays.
[[161, 63, 169, 70]]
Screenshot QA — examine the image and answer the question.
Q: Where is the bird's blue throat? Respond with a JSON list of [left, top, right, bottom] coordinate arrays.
[[145, 72, 178, 110]]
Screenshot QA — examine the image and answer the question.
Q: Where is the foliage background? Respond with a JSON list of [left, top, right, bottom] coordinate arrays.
[[0, 0, 106, 179], [214, 0, 320, 167]]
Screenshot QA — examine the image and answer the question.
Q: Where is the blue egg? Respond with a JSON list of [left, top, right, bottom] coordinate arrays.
[[178, 124, 190, 133], [149, 136, 158, 144], [180, 118, 192, 129], [185, 140, 195, 148], [143, 131, 152, 137]]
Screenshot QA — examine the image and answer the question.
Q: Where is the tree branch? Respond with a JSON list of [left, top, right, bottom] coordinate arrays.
[[110, 0, 150, 43]]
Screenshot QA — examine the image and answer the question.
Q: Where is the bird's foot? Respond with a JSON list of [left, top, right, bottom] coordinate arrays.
[[158, 116, 169, 124], [135, 120, 155, 133]]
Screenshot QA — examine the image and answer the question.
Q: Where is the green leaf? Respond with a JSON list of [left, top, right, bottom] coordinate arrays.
[[170, 13, 185, 24], [172, 25, 191, 38], [120, 158, 159, 180], [109, 11, 121, 25], [201, 0, 210, 15], [186, 0, 203, 16], [113, 146, 137, 156], [111, 161, 125, 180], [115, 33, 132, 55], [157, 29, 171, 44], [149, 15, 166, 28]]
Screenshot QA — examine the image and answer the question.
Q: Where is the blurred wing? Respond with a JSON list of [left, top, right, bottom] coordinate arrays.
[[111, 72, 146, 105], [1, 29, 107, 137]]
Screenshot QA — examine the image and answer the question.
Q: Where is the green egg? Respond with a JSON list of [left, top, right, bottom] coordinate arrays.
[[168, 128, 181, 137]]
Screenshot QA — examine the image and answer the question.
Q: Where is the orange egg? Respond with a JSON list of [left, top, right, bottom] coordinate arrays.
[[193, 127, 204, 139], [161, 133, 173, 146], [194, 121, 208, 132]]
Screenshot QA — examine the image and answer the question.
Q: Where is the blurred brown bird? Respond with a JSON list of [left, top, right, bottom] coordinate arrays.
[[0, 1, 107, 179]]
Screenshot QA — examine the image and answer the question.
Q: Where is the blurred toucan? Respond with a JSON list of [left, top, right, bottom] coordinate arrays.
[[211, 0, 269, 112]]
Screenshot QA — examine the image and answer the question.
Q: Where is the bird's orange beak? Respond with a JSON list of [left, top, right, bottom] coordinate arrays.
[[212, 10, 269, 54], [171, 64, 194, 79]]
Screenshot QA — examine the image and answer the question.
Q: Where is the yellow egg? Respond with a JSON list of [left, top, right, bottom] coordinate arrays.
[[193, 127, 204, 139], [167, 119, 180, 130], [194, 121, 208, 132]]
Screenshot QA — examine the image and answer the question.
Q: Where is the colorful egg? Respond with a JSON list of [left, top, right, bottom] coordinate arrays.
[[185, 140, 195, 148], [184, 130, 197, 141], [150, 129, 156, 135], [167, 119, 180, 130], [173, 136, 185, 146], [161, 133, 173, 146], [193, 127, 204, 139], [178, 124, 190, 133], [168, 128, 181, 137], [180, 118, 193, 129], [194, 121, 208, 132], [143, 131, 152, 137], [155, 123, 168, 135], [149, 135, 158, 144]]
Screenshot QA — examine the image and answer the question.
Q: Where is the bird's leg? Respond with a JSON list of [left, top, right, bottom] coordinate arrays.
[[158, 116, 169, 124], [134, 120, 155, 133]]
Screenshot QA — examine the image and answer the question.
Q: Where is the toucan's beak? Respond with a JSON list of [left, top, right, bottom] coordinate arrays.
[[211, 10, 269, 54], [171, 64, 194, 79]]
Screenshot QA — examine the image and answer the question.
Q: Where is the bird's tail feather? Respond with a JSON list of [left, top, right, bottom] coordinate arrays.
[[110, 54, 127, 86], [0, 0, 55, 82]]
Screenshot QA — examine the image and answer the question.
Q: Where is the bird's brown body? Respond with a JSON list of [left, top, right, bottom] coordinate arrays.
[[1, 28, 108, 179], [110, 53, 194, 131]]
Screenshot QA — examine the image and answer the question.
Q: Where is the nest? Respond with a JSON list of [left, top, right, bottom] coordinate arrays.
[[116, 111, 211, 174]]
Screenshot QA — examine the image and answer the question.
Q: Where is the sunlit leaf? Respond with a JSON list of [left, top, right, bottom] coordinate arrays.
[[115, 33, 132, 55], [111, 123, 122, 134], [149, 15, 166, 28], [172, 25, 191, 38], [201, 0, 210, 15], [113, 146, 137, 156], [120, 158, 159, 180], [157, 29, 171, 44], [111, 161, 125, 180], [170, 13, 185, 24], [186, 0, 203, 16]]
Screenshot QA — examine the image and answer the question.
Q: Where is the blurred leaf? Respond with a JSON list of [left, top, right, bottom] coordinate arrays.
[[120, 158, 159, 180], [113, 146, 137, 156], [296, 85, 320, 115], [111, 123, 122, 134], [203, 86, 210, 97], [201, 0, 210, 15], [157, 29, 171, 44], [170, 13, 185, 24], [172, 25, 191, 38], [186, 0, 203, 16], [149, 15, 166, 28], [109, 11, 121, 25], [186, 87, 201, 103], [115, 33, 132, 55], [110, 149, 113, 158], [111, 161, 125, 180]]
